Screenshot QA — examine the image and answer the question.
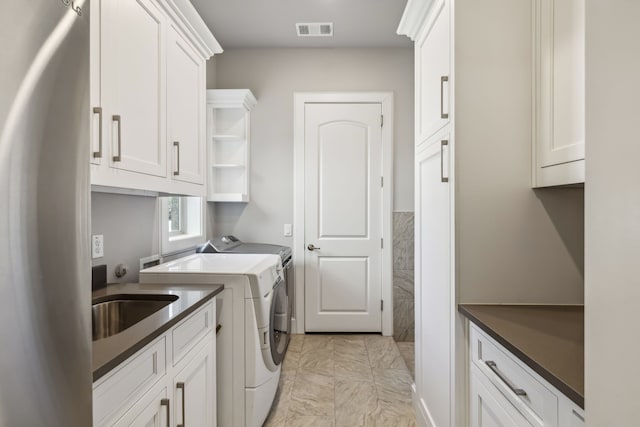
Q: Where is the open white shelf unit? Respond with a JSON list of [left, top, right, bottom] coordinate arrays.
[[206, 89, 257, 202]]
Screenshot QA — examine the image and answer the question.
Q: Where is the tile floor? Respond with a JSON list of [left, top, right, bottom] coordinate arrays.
[[263, 334, 417, 427]]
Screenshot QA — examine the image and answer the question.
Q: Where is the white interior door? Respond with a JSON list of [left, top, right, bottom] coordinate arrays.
[[304, 103, 383, 332]]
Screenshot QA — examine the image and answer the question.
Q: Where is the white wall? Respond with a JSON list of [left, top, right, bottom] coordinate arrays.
[[211, 48, 414, 245], [91, 192, 160, 283], [455, 0, 584, 303], [585, 1, 640, 424]]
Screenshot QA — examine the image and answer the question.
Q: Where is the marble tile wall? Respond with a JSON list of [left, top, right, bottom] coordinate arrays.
[[393, 212, 415, 342]]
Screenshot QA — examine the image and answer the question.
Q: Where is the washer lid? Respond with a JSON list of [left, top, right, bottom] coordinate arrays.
[[203, 236, 292, 262], [196, 236, 242, 253]]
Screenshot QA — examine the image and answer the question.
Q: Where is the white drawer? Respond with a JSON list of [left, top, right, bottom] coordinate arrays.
[[172, 300, 214, 365], [470, 325, 558, 427], [560, 394, 585, 427], [93, 337, 167, 426]]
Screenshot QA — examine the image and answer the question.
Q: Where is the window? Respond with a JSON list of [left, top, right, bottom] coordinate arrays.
[[160, 196, 206, 255]]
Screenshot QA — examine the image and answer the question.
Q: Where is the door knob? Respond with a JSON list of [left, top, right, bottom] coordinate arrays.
[[307, 244, 320, 251]]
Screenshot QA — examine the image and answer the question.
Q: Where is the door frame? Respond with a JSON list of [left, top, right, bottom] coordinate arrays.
[[293, 92, 394, 336]]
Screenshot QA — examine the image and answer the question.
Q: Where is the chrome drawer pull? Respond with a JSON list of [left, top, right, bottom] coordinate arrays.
[[485, 360, 527, 396], [572, 409, 585, 422], [112, 115, 122, 162], [161, 398, 170, 427], [93, 107, 102, 158], [173, 141, 180, 176], [440, 75, 449, 119], [177, 382, 186, 426], [440, 140, 449, 183]]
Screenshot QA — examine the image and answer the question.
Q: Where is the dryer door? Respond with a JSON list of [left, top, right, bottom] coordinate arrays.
[[269, 278, 288, 365]]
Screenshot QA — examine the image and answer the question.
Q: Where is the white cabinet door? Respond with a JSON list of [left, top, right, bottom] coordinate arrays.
[[470, 370, 532, 427], [113, 386, 169, 427], [534, 0, 585, 186], [173, 339, 216, 427], [102, 0, 167, 178], [414, 130, 452, 427], [90, 0, 104, 166], [415, 0, 451, 144], [168, 25, 206, 186], [559, 397, 585, 427]]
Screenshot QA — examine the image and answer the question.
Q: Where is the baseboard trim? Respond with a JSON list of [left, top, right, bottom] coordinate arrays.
[[412, 383, 438, 427]]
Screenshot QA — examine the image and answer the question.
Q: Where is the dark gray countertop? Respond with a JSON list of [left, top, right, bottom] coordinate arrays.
[[458, 304, 584, 408], [92, 282, 224, 381]]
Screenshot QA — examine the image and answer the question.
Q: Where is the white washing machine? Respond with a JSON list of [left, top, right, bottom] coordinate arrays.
[[140, 253, 287, 427]]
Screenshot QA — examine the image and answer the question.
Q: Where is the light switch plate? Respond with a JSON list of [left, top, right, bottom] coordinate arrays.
[[92, 234, 104, 259], [284, 223, 292, 237]]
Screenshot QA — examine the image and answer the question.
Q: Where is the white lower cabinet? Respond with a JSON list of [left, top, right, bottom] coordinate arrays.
[[469, 324, 583, 427], [172, 340, 216, 426], [559, 396, 584, 427], [471, 369, 532, 427], [94, 299, 216, 427], [113, 384, 169, 427], [414, 128, 453, 427]]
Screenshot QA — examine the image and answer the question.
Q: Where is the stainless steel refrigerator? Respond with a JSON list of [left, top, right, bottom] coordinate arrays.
[[0, 0, 91, 425]]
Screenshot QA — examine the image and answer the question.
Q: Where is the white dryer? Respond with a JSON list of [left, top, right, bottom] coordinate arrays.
[[140, 253, 287, 427]]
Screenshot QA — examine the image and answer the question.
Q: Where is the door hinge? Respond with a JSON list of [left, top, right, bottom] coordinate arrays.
[[381, 300, 384, 311], [381, 176, 384, 187], [381, 238, 384, 249], [381, 115, 384, 128]]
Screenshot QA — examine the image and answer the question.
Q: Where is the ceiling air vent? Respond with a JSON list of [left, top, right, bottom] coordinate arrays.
[[296, 22, 333, 37]]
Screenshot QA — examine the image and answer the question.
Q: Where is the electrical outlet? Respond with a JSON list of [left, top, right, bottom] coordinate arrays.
[[284, 223, 292, 237], [92, 234, 104, 259]]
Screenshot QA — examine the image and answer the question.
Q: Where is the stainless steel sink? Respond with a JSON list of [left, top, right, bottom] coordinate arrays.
[[92, 294, 178, 341]]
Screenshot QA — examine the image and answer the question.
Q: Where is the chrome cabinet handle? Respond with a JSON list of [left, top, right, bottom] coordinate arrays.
[[112, 115, 122, 162], [177, 382, 186, 427], [93, 107, 102, 158], [440, 76, 449, 119], [173, 141, 180, 176], [485, 361, 527, 396], [160, 398, 170, 427], [307, 244, 320, 251], [572, 409, 585, 422], [440, 140, 449, 183]]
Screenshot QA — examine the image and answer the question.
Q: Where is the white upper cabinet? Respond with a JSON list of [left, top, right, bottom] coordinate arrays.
[[206, 89, 257, 202], [102, 0, 167, 178], [167, 24, 206, 191], [415, 0, 450, 144], [90, 0, 222, 195], [533, 0, 585, 187]]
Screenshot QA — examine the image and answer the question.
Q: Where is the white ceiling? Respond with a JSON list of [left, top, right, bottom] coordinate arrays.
[[190, 0, 412, 48]]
